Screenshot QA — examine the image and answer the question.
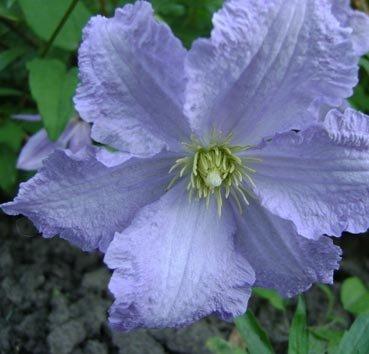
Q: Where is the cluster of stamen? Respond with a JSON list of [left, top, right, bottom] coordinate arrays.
[[168, 133, 258, 215]]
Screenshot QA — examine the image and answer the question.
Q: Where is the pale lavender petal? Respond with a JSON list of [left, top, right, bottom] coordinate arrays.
[[308, 98, 350, 122], [17, 129, 65, 171], [95, 148, 131, 167], [185, 0, 360, 144], [332, 0, 369, 56], [68, 120, 92, 153], [104, 183, 255, 330], [247, 108, 369, 240], [2, 150, 177, 252], [17, 120, 91, 171], [235, 199, 341, 297], [75, 1, 191, 155], [12, 114, 41, 122], [56, 120, 81, 146]]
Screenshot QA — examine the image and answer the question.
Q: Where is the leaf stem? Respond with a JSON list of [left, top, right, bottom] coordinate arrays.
[[41, 0, 80, 58]]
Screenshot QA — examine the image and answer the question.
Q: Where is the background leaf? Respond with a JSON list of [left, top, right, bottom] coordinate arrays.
[[0, 47, 25, 72], [0, 3, 19, 21], [27, 58, 77, 140], [0, 120, 24, 151], [288, 297, 309, 354], [0, 88, 23, 96], [207, 337, 245, 354], [18, 0, 90, 51], [308, 333, 326, 354], [253, 288, 286, 312], [310, 327, 344, 354], [338, 313, 369, 354], [0, 145, 17, 191], [360, 57, 369, 75], [235, 311, 274, 354], [151, 0, 223, 48], [341, 277, 369, 315]]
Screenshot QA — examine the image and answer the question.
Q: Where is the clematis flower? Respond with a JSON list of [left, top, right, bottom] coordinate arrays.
[[2, 0, 369, 330], [13, 114, 92, 171]]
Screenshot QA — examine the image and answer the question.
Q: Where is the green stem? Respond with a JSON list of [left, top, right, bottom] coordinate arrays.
[[41, 0, 80, 58]]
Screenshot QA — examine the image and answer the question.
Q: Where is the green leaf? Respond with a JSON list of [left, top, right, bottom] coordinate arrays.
[[317, 284, 335, 320], [0, 121, 24, 151], [152, 0, 185, 16], [0, 88, 23, 96], [288, 297, 309, 354], [341, 277, 369, 315], [310, 327, 344, 345], [338, 313, 369, 354], [15, 117, 43, 134], [253, 288, 286, 311], [0, 145, 17, 191], [235, 311, 274, 354], [360, 58, 369, 76], [5, 0, 17, 7], [0, 47, 25, 72], [308, 333, 327, 354], [153, 0, 223, 48], [0, 4, 19, 21], [18, 0, 90, 51], [207, 337, 245, 354], [349, 81, 369, 113], [6, 0, 18, 7], [27, 58, 77, 140], [310, 326, 344, 354]]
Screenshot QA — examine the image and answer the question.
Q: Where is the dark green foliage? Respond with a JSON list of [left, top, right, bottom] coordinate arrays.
[[349, 56, 369, 112], [152, 0, 223, 48], [341, 277, 369, 316], [236, 311, 274, 354], [338, 314, 369, 354], [208, 281, 369, 354], [27, 59, 77, 140], [252, 288, 286, 312], [18, 0, 91, 51]]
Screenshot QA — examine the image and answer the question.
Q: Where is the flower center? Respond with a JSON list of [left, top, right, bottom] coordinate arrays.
[[168, 133, 258, 215]]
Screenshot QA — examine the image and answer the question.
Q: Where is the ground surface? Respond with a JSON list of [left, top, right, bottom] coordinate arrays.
[[0, 213, 368, 354]]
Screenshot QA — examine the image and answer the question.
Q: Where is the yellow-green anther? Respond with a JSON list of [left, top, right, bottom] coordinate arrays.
[[180, 165, 188, 177], [193, 152, 199, 175]]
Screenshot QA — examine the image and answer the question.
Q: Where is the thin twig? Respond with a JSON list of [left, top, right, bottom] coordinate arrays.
[[41, 0, 80, 58]]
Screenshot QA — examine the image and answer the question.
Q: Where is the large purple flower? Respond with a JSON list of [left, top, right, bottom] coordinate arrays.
[[2, 0, 369, 330]]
